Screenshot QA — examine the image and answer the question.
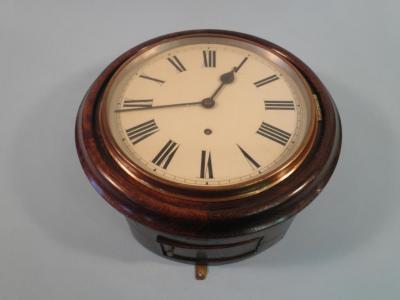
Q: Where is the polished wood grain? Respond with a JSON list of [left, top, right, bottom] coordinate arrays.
[[75, 29, 341, 265]]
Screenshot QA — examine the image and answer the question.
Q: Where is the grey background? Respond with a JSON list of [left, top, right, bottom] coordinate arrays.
[[1, 1, 399, 299]]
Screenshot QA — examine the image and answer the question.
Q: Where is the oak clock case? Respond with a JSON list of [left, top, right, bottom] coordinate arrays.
[[75, 30, 341, 279]]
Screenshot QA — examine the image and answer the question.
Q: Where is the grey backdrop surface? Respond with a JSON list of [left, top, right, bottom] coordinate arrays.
[[1, 1, 399, 299]]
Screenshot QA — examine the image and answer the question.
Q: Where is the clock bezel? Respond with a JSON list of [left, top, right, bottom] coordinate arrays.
[[97, 33, 318, 196]]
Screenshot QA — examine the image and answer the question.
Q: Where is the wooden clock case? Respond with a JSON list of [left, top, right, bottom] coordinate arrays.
[[75, 30, 341, 268]]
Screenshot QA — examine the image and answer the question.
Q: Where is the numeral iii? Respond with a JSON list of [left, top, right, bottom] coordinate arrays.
[[264, 100, 294, 110]]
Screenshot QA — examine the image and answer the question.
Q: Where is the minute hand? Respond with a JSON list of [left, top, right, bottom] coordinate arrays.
[[115, 100, 204, 112]]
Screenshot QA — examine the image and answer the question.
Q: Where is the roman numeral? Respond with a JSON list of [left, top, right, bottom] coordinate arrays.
[[167, 55, 186, 72], [123, 99, 153, 109], [200, 150, 213, 179], [125, 119, 159, 145], [203, 50, 216, 67], [237, 145, 260, 169], [264, 100, 295, 110], [256, 122, 291, 146], [139, 74, 165, 84], [152, 140, 179, 169], [254, 75, 279, 87]]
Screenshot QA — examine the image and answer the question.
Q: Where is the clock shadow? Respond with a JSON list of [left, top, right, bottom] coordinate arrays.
[[8, 68, 175, 266], [229, 77, 400, 268]]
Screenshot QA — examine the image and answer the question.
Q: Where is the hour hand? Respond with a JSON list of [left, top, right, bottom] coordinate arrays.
[[209, 57, 249, 100], [220, 57, 249, 84], [220, 69, 235, 84]]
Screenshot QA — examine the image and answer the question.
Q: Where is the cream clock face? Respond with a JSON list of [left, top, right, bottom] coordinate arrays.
[[103, 36, 316, 189]]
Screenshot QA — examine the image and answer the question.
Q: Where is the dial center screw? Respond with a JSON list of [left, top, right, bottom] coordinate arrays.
[[204, 128, 212, 135]]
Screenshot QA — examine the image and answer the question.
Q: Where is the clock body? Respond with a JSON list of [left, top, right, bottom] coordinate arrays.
[[75, 30, 341, 267]]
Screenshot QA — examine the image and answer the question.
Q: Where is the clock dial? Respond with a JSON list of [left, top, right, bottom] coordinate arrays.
[[102, 36, 317, 189]]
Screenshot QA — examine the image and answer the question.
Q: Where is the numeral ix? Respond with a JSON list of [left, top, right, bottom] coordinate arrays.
[[123, 99, 153, 109]]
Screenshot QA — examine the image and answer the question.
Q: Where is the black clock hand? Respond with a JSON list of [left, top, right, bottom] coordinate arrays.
[[209, 69, 235, 100], [115, 98, 215, 112], [209, 57, 249, 100]]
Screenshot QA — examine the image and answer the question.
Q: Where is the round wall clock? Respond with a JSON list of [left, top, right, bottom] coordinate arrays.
[[75, 29, 341, 279]]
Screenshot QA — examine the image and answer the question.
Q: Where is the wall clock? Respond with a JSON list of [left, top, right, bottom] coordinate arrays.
[[75, 29, 341, 279]]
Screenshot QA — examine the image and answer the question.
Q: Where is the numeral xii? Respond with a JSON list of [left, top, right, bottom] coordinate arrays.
[[203, 50, 216, 67]]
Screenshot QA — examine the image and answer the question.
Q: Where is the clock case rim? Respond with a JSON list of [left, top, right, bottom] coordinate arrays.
[[75, 29, 341, 237]]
